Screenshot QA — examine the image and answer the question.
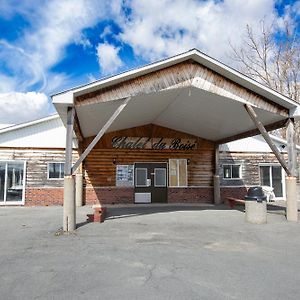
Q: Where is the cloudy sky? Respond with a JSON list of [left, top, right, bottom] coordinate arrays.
[[0, 0, 299, 124]]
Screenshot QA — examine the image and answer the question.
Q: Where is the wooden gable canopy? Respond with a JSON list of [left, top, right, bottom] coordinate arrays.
[[52, 49, 300, 143]]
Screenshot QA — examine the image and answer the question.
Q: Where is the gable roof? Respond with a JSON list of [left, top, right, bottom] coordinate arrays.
[[52, 48, 300, 117]]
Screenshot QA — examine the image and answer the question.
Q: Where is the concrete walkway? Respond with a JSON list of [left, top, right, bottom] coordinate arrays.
[[0, 204, 299, 300]]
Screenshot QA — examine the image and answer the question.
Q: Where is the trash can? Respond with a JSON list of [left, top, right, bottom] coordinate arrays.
[[245, 186, 267, 224]]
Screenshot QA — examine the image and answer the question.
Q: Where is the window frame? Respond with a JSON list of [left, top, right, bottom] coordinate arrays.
[[222, 164, 242, 180], [0, 160, 26, 206], [115, 164, 134, 187], [168, 159, 188, 187], [47, 162, 65, 180]]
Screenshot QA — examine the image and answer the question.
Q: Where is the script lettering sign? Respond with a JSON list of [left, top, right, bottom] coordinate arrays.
[[111, 136, 197, 150]]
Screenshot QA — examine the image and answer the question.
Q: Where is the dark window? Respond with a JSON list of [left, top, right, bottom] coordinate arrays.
[[48, 163, 64, 179], [223, 165, 241, 179]]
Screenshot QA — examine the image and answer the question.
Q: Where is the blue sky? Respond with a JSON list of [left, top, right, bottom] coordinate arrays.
[[0, 0, 299, 124]]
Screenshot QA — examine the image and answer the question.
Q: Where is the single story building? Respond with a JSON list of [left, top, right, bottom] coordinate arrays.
[[0, 114, 298, 206]]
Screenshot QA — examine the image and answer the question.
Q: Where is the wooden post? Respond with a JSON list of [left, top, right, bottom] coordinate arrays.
[[286, 118, 298, 221], [214, 144, 221, 204], [71, 97, 131, 174], [245, 104, 291, 176], [63, 106, 76, 232], [287, 119, 297, 177]]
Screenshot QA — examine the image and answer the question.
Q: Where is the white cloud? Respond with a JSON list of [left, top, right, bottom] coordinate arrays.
[[116, 0, 278, 63], [0, 92, 49, 124], [96, 43, 123, 74]]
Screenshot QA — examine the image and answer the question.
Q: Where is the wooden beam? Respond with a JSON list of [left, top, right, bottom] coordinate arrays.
[[244, 104, 291, 176], [216, 119, 288, 144], [287, 119, 297, 177], [71, 97, 131, 174], [64, 106, 75, 176]]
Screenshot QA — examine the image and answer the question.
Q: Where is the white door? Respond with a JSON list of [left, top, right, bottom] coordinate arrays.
[[0, 161, 26, 205]]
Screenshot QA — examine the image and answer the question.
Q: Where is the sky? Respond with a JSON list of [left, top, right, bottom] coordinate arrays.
[[0, 0, 299, 124]]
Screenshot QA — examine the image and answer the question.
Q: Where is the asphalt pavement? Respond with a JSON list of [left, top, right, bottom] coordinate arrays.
[[0, 204, 299, 300]]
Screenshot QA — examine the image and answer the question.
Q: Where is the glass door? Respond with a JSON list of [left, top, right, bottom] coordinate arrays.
[[260, 165, 284, 199], [0, 161, 25, 205]]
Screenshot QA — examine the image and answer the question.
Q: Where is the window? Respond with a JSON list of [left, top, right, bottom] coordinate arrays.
[[223, 164, 241, 179], [48, 162, 64, 179], [116, 165, 134, 187], [169, 159, 187, 187]]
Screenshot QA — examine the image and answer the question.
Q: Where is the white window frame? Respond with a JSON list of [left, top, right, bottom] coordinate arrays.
[[259, 163, 286, 200], [169, 159, 188, 187], [0, 160, 26, 206], [47, 162, 65, 180], [222, 164, 242, 180]]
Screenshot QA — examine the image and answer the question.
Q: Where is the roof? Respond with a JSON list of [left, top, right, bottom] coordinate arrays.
[[52, 48, 300, 115], [52, 49, 300, 141], [0, 114, 77, 149]]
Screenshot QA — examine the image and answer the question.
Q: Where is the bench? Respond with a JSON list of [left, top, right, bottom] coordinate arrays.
[[226, 197, 246, 209], [87, 205, 107, 223]]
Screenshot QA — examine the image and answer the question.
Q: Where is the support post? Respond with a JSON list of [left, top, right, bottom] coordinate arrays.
[[63, 106, 76, 232], [72, 97, 131, 174], [214, 144, 221, 204], [75, 164, 83, 207], [286, 119, 298, 222], [245, 104, 291, 176]]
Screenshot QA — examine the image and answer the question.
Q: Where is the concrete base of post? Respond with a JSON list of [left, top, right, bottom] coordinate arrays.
[[286, 176, 298, 222], [214, 175, 221, 204], [245, 201, 267, 224], [63, 176, 76, 232], [75, 173, 83, 207]]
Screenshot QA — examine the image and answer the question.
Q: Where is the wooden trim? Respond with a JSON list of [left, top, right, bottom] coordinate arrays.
[[244, 104, 291, 176], [216, 119, 288, 144], [75, 61, 289, 117]]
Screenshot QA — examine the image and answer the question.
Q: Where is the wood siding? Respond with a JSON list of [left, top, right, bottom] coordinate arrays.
[[75, 61, 288, 117], [0, 148, 78, 187], [219, 152, 290, 186], [82, 124, 215, 187]]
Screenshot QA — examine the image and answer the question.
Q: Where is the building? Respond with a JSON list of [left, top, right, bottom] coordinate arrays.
[[1, 49, 300, 231], [0, 115, 77, 206]]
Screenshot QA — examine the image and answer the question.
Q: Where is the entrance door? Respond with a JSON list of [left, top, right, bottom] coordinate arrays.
[[260, 165, 284, 199], [134, 163, 167, 203]]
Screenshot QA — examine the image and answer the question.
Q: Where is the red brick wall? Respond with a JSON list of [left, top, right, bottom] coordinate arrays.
[[168, 187, 214, 203], [220, 186, 248, 202], [84, 187, 134, 205], [25, 188, 63, 206], [24, 186, 248, 206]]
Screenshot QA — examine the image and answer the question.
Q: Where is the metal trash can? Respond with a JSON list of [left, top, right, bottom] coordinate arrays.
[[245, 186, 267, 224]]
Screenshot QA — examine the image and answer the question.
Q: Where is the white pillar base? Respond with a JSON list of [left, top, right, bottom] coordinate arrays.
[[75, 173, 83, 207], [63, 176, 76, 231], [286, 176, 298, 222], [245, 201, 267, 224]]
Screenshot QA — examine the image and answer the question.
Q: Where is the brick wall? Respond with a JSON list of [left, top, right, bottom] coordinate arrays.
[[168, 187, 214, 203], [24, 186, 249, 206], [220, 186, 248, 202], [84, 187, 134, 205], [25, 188, 64, 206]]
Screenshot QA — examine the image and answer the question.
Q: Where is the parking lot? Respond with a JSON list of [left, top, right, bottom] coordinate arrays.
[[0, 204, 300, 300]]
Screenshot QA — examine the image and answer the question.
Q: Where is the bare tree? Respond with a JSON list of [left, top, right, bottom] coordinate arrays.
[[230, 19, 300, 142]]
